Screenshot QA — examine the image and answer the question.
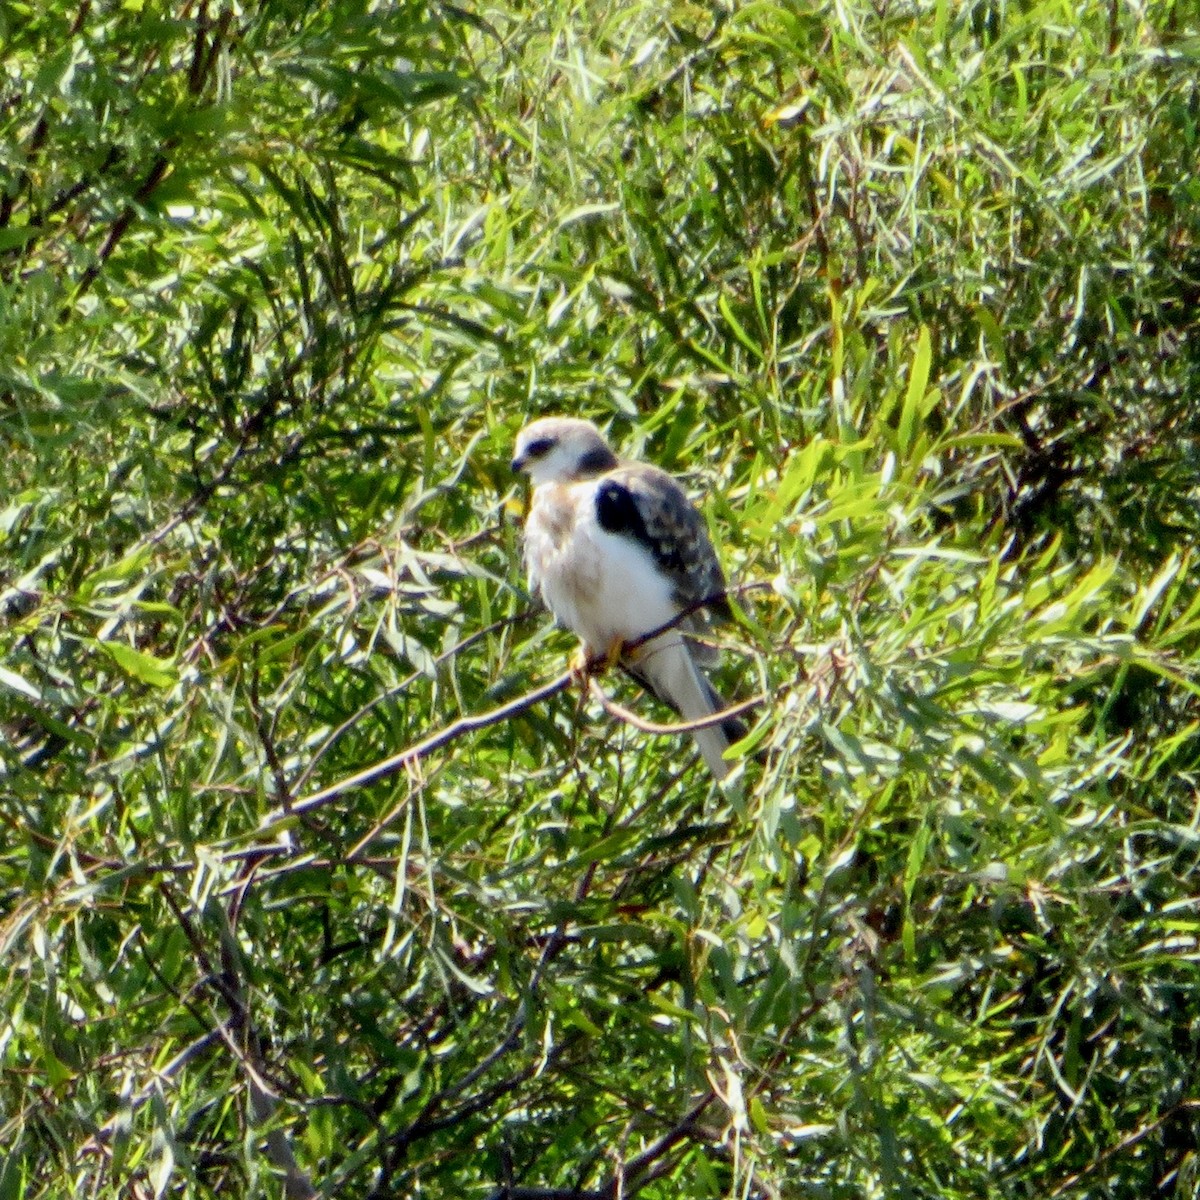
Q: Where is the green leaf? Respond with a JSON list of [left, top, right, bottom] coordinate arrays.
[[897, 325, 932, 457], [74, 547, 154, 602], [0, 665, 41, 700], [718, 293, 764, 360], [0, 226, 39, 252], [96, 641, 178, 688]]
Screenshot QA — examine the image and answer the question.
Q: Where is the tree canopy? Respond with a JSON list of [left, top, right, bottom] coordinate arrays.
[[2, 1, 1199, 1197]]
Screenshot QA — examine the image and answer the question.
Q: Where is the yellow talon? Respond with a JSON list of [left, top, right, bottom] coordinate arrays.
[[601, 636, 625, 671], [569, 646, 591, 683], [569, 637, 625, 686]]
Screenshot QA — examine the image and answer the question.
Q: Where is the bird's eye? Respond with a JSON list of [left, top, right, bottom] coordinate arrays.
[[524, 437, 554, 458]]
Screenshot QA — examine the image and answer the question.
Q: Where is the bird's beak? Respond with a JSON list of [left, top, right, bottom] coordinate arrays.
[[511, 455, 526, 474]]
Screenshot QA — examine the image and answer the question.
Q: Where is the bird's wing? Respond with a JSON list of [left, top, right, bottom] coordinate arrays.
[[592, 463, 732, 627], [589, 463, 742, 778], [622, 633, 742, 780]]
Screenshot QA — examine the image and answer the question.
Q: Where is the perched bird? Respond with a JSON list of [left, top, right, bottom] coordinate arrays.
[[512, 416, 743, 780]]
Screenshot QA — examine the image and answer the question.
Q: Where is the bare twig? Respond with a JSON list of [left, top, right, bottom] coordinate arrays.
[[213, 907, 319, 1200], [482, 1092, 716, 1200], [255, 668, 575, 831], [588, 682, 763, 738], [486, 1190, 603, 1200], [610, 1092, 716, 1192], [79, 1029, 225, 1153], [291, 607, 537, 796], [255, 584, 770, 833], [1046, 1099, 1200, 1199], [150, 877, 320, 1198]]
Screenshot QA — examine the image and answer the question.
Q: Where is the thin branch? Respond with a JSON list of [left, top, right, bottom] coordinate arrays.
[[291, 607, 537, 797], [79, 1028, 224, 1153], [589, 682, 763, 737], [487, 1190, 603, 1200], [254, 583, 771, 833], [482, 1092, 716, 1200], [0, 1, 91, 235], [69, 7, 232, 306], [1046, 1099, 1200, 1199], [254, 669, 574, 831], [159, 870, 315, 1194], [610, 1091, 715, 1192]]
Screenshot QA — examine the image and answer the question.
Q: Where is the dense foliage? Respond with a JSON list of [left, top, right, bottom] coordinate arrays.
[[2, 1, 1199, 1197]]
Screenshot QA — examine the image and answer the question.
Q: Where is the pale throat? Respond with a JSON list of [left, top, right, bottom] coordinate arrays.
[[529, 483, 580, 551]]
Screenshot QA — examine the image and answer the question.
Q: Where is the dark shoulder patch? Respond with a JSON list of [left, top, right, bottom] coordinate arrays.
[[595, 478, 648, 541], [596, 464, 732, 624], [577, 445, 619, 476]]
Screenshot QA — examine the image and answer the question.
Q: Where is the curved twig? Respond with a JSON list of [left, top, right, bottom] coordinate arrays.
[[588, 681, 763, 737], [256, 670, 574, 831], [291, 607, 537, 797], [255, 582, 773, 834]]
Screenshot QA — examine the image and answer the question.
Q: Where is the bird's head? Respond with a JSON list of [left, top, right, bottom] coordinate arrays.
[[511, 417, 619, 486]]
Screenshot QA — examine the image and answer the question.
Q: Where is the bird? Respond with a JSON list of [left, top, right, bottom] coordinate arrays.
[[511, 416, 744, 780]]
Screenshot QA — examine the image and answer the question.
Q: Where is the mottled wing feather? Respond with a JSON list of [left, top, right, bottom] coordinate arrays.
[[596, 463, 731, 624]]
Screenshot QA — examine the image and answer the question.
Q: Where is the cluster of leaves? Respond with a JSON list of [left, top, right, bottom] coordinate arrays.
[[2, 1, 1199, 1198]]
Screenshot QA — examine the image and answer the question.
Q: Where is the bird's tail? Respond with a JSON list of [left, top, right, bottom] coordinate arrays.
[[626, 634, 742, 780]]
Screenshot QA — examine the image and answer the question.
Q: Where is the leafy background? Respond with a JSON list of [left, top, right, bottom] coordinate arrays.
[[2, 1, 1199, 1197]]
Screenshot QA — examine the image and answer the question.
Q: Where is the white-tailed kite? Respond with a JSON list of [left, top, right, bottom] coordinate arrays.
[[512, 416, 743, 780]]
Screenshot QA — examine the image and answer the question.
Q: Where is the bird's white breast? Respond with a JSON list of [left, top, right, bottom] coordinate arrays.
[[525, 480, 678, 655]]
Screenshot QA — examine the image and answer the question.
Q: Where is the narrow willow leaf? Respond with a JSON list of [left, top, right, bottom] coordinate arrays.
[[0, 665, 41, 700], [897, 326, 932, 457], [96, 641, 178, 688]]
